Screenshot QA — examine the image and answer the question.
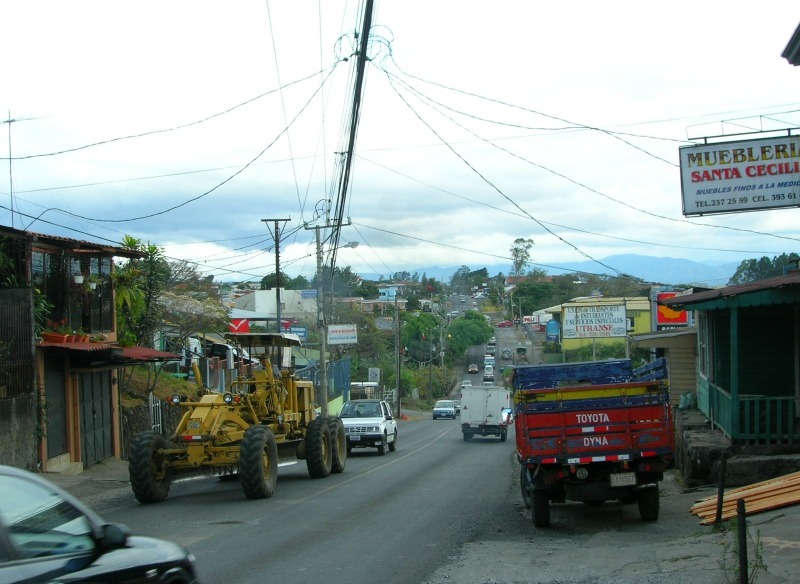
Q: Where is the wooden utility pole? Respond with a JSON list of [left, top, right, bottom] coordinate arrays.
[[262, 218, 290, 333]]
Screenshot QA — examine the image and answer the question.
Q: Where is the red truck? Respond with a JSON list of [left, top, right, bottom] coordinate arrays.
[[513, 359, 674, 527]]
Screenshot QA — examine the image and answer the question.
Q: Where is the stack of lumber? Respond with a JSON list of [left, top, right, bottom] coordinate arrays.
[[690, 471, 800, 525]]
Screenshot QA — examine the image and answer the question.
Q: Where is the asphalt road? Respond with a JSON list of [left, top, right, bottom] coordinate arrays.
[[97, 415, 515, 584]]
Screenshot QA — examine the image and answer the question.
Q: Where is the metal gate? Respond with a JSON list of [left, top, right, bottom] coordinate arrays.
[[0, 288, 35, 399], [79, 371, 113, 467]]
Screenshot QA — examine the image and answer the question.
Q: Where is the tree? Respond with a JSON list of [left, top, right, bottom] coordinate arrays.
[[354, 280, 379, 299], [728, 253, 799, 285], [449, 265, 472, 291], [159, 292, 230, 345], [167, 259, 219, 301], [510, 238, 534, 277], [512, 281, 560, 313], [446, 312, 492, 357], [114, 236, 170, 347]]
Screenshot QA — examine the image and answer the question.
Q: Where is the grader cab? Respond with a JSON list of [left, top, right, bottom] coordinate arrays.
[[129, 333, 346, 503]]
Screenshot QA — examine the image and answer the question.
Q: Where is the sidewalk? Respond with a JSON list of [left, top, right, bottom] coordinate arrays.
[[44, 457, 133, 510]]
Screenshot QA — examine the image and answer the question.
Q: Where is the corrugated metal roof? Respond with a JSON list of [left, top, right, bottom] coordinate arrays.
[[661, 271, 800, 307], [39, 342, 180, 363], [782, 22, 800, 66], [0, 225, 145, 258], [116, 346, 181, 362]]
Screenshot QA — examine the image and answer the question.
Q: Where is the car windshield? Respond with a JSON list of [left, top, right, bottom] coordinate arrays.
[[434, 401, 453, 408], [340, 402, 381, 418]]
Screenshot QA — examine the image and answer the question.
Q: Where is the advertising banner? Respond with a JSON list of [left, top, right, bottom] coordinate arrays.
[[656, 292, 688, 326], [562, 304, 627, 339], [228, 318, 250, 333], [327, 324, 358, 345], [679, 135, 800, 216]]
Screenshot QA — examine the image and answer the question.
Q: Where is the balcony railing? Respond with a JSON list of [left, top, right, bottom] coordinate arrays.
[[708, 381, 797, 444]]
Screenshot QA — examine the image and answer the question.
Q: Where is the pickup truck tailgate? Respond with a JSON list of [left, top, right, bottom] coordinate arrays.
[[515, 381, 673, 463]]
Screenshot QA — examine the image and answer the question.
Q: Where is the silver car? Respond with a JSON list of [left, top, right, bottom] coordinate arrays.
[[433, 399, 457, 419]]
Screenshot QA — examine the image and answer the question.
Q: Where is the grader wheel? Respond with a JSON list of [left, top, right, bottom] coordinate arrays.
[[129, 432, 172, 504], [327, 417, 347, 474], [305, 418, 333, 478], [239, 425, 279, 499]]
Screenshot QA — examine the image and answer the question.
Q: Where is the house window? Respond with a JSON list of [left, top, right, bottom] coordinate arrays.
[[61, 255, 113, 334], [698, 311, 708, 377]]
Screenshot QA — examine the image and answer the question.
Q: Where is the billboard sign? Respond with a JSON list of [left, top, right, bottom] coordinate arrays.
[[287, 326, 307, 341], [545, 319, 560, 342], [656, 292, 688, 326], [562, 304, 627, 339], [679, 135, 800, 216], [327, 324, 358, 345]]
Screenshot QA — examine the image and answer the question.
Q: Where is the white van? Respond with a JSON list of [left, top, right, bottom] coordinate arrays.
[[483, 365, 494, 381]]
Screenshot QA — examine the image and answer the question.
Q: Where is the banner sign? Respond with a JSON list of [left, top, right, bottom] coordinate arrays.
[[679, 135, 800, 216], [562, 304, 627, 339], [656, 292, 688, 326], [287, 326, 307, 341], [229, 319, 250, 333], [327, 324, 358, 345]]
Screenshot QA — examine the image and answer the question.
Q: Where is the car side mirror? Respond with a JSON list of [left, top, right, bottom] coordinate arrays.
[[98, 522, 130, 549]]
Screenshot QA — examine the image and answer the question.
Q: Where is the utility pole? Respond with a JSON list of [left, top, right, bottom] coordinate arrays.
[[304, 220, 355, 415], [394, 293, 401, 416], [262, 218, 290, 333], [312, 225, 328, 414]]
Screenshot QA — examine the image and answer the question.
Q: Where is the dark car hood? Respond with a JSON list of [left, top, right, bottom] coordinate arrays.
[[19, 536, 196, 583]]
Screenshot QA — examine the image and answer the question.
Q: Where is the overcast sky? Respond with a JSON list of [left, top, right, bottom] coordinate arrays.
[[2, 1, 799, 285]]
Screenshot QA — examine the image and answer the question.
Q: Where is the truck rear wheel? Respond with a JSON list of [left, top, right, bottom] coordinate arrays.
[[520, 466, 531, 509], [327, 417, 347, 474], [306, 418, 333, 478], [463, 432, 472, 441], [500, 430, 507, 442], [637, 486, 660, 521], [129, 432, 171, 504], [239, 425, 278, 499], [532, 490, 550, 528]]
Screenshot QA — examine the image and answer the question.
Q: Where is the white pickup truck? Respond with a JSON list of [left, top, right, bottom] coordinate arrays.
[[339, 399, 398, 456]]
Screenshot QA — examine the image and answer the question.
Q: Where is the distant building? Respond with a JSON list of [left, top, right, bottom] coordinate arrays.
[[233, 288, 318, 323]]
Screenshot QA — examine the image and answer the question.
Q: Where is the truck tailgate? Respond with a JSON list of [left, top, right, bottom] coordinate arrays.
[[515, 382, 673, 463]]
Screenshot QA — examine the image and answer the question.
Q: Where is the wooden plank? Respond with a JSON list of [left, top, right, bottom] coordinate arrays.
[[690, 475, 800, 514], [692, 482, 800, 518], [698, 489, 800, 524], [690, 470, 800, 524]]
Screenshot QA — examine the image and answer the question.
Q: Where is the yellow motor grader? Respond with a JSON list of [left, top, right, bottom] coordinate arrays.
[[129, 332, 346, 503]]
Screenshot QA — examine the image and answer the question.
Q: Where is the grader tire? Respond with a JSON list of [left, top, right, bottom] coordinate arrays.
[[306, 418, 333, 478], [327, 417, 347, 474], [239, 425, 278, 499], [129, 432, 172, 504]]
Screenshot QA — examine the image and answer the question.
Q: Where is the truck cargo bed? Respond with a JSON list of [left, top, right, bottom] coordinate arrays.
[[515, 381, 673, 463]]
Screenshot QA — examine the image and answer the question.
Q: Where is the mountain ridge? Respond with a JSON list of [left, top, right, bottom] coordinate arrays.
[[360, 254, 740, 287]]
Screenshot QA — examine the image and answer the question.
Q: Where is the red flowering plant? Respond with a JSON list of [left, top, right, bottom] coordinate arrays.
[[45, 319, 71, 334]]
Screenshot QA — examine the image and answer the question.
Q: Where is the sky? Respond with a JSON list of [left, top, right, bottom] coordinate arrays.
[[2, 1, 800, 286]]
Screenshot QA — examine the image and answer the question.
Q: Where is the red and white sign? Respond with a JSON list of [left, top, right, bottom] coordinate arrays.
[[229, 318, 250, 333], [327, 324, 358, 345]]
